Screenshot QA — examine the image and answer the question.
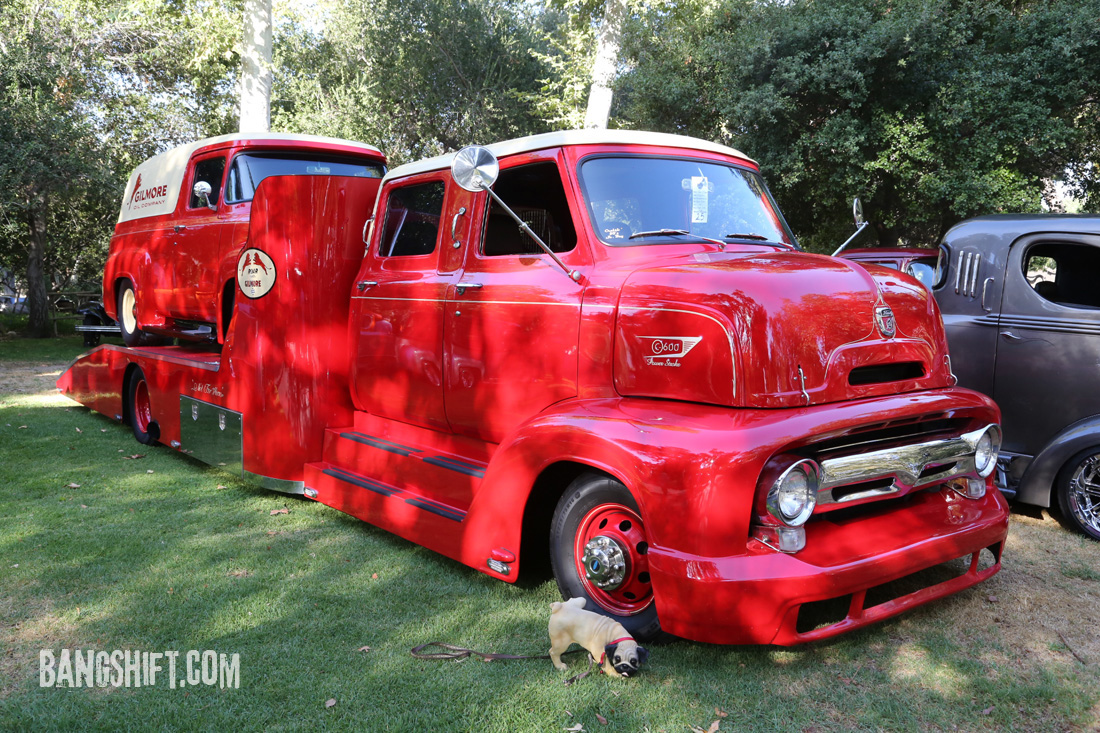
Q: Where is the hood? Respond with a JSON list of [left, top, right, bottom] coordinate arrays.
[[613, 251, 953, 408]]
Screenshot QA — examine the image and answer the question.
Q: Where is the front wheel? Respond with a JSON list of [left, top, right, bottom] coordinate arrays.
[[1056, 447, 1100, 541], [549, 473, 663, 640], [126, 368, 159, 445]]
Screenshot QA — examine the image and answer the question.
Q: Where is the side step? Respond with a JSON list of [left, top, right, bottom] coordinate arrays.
[[316, 464, 466, 522]]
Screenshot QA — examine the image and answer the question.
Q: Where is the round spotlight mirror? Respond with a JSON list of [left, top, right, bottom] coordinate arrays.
[[852, 197, 865, 226], [451, 145, 499, 192]]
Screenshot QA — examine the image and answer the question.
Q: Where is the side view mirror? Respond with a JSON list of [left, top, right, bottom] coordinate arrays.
[[833, 196, 871, 257], [193, 180, 216, 210], [450, 145, 500, 192], [449, 145, 580, 283]]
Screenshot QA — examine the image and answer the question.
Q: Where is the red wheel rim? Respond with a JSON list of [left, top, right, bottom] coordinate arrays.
[[133, 379, 152, 434], [573, 503, 653, 616]]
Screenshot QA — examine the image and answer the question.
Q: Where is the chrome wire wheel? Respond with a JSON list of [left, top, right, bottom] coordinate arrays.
[[1067, 454, 1100, 538], [1057, 448, 1100, 541]]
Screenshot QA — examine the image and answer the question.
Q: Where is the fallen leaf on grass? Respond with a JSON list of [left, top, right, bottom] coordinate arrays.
[[987, 595, 998, 603], [18, 425, 27, 429], [596, 713, 608, 725], [690, 722, 720, 733], [227, 569, 252, 578], [75, 427, 82, 433], [325, 698, 336, 708], [217, 485, 228, 490], [564, 710, 573, 718], [716, 709, 728, 718], [981, 707, 994, 715], [564, 725, 584, 732], [66, 483, 81, 489], [80, 504, 88, 509], [357, 646, 371, 653], [101, 429, 107, 432], [270, 507, 289, 516], [371, 573, 378, 579], [123, 454, 145, 460]]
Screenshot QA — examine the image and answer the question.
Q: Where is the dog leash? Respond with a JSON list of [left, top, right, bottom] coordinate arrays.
[[409, 642, 595, 685]]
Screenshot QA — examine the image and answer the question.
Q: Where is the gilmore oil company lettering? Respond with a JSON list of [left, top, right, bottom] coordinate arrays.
[[126, 174, 170, 212], [237, 249, 277, 299], [642, 336, 703, 367]]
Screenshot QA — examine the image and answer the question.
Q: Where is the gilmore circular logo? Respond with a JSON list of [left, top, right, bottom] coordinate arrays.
[[236, 249, 277, 299]]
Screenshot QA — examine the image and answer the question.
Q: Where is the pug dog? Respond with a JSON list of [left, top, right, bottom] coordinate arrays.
[[548, 597, 650, 677]]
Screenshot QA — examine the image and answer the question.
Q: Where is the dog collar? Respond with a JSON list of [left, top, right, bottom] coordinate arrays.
[[598, 637, 636, 667]]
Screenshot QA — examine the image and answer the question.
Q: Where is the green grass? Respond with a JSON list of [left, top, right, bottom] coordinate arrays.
[[1, 336, 1099, 731]]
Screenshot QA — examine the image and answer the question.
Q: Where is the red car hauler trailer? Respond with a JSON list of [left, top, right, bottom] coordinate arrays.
[[59, 130, 1009, 646]]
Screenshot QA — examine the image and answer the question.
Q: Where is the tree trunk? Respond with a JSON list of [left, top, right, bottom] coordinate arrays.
[[25, 188, 51, 338], [240, 0, 273, 133], [583, 0, 628, 130]]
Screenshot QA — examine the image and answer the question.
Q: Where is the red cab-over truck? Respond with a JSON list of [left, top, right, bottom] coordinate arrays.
[[59, 129, 1009, 645]]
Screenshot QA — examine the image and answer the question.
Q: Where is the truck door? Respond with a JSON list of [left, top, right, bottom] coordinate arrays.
[[937, 236, 1006, 397], [992, 233, 1100, 457], [444, 155, 587, 443], [172, 152, 228, 325], [350, 173, 458, 431]]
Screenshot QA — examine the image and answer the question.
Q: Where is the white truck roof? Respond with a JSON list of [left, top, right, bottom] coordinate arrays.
[[383, 129, 755, 182], [117, 133, 384, 224]]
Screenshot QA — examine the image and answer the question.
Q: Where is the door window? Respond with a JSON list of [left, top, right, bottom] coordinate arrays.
[[188, 157, 227, 209], [481, 162, 576, 256], [1025, 242, 1100, 308], [379, 181, 445, 257]]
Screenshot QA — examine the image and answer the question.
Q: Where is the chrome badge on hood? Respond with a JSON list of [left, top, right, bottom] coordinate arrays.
[[874, 305, 896, 338], [641, 336, 702, 367]]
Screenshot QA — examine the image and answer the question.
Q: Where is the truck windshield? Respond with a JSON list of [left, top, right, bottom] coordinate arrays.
[[226, 153, 385, 203], [578, 156, 796, 247]]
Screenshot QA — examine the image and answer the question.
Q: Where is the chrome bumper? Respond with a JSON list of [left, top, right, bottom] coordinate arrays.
[[817, 424, 997, 506]]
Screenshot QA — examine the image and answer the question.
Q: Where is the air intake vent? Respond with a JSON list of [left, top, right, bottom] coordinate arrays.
[[848, 361, 924, 386]]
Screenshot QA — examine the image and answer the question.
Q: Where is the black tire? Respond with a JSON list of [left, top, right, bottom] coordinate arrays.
[[549, 473, 664, 641], [117, 281, 163, 347], [82, 314, 101, 347], [125, 368, 160, 445], [1056, 447, 1100, 541]]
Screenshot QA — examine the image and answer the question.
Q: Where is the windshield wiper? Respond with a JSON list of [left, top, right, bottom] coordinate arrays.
[[724, 232, 769, 241], [629, 229, 731, 248]]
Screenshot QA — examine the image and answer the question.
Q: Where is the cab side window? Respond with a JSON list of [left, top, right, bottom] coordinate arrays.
[[379, 181, 444, 257], [188, 157, 227, 209], [481, 162, 576, 256], [1025, 242, 1100, 308]]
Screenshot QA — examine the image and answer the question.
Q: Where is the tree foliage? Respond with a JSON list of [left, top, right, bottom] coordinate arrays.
[[617, 0, 1100, 250]]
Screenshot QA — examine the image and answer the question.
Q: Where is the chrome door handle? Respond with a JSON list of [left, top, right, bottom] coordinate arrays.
[[362, 217, 373, 245], [357, 280, 378, 292], [980, 277, 995, 311], [455, 281, 482, 294], [1001, 331, 1022, 341], [174, 225, 186, 233], [451, 207, 467, 249]]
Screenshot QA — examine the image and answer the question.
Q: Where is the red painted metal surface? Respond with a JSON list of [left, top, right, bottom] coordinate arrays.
[[60, 134, 1009, 646], [103, 137, 386, 342]]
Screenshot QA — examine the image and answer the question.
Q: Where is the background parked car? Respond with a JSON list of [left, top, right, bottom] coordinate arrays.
[[844, 216, 1100, 540], [838, 246, 943, 289]]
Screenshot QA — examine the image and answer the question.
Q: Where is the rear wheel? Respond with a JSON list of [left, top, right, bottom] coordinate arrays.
[[1056, 447, 1100, 541], [117, 281, 163, 347], [126, 368, 159, 445], [550, 473, 662, 640]]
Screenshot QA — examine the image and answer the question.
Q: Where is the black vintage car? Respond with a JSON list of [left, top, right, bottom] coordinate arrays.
[[928, 215, 1100, 540]]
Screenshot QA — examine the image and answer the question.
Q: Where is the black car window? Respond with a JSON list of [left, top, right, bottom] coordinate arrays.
[[226, 153, 385, 204], [1025, 242, 1100, 308], [379, 181, 445, 257], [481, 162, 577, 256], [189, 157, 226, 209]]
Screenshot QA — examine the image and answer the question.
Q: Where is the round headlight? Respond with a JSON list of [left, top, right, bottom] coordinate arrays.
[[767, 460, 819, 527], [974, 425, 1001, 478]]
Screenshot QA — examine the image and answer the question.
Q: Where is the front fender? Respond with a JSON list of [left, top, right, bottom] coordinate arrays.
[[1017, 415, 1100, 507]]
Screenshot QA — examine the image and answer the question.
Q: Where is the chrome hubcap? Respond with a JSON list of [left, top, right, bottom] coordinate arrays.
[[582, 535, 627, 590], [1069, 455, 1100, 532]]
